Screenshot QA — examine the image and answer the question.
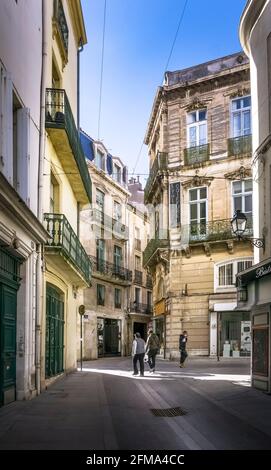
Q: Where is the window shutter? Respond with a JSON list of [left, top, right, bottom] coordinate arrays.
[[0, 70, 13, 182], [17, 108, 30, 205]]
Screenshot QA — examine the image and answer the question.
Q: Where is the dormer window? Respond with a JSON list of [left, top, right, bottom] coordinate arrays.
[[113, 164, 121, 183], [96, 150, 105, 171]]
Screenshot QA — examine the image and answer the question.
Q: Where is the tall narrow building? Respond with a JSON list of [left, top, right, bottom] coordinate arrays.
[[144, 53, 253, 359], [41, 0, 92, 387]]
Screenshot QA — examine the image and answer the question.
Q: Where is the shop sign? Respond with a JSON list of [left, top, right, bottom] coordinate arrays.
[[154, 299, 166, 316]]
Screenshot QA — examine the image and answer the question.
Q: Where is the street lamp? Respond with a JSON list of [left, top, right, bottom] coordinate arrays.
[[230, 210, 265, 248]]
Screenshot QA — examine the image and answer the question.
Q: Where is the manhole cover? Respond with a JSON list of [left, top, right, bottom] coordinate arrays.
[[150, 407, 186, 417]]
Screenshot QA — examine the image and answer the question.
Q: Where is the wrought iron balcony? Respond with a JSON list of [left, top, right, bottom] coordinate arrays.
[[228, 134, 252, 156], [146, 275, 153, 290], [181, 216, 253, 244], [45, 88, 92, 204], [53, 0, 69, 62], [89, 255, 132, 282], [135, 238, 141, 251], [144, 152, 168, 203], [183, 144, 210, 166], [134, 270, 143, 285], [90, 208, 129, 239], [143, 230, 169, 267], [44, 213, 91, 285], [130, 302, 153, 315]]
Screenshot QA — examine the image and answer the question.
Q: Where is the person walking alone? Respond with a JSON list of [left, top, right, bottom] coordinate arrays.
[[145, 329, 160, 373], [179, 330, 188, 367], [132, 332, 145, 376]]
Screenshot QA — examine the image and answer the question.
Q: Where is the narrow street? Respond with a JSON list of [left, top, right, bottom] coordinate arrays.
[[0, 358, 271, 450]]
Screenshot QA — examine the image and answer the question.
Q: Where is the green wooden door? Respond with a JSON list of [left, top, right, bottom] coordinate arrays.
[[45, 285, 64, 378], [0, 284, 17, 406]]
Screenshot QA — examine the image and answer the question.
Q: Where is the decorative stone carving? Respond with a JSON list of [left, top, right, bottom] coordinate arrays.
[[226, 241, 234, 254], [229, 87, 250, 99], [183, 246, 191, 258], [224, 166, 252, 180], [182, 174, 214, 189], [203, 243, 211, 257]]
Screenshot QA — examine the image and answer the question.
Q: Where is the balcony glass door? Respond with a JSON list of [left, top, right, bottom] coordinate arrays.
[[189, 187, 207, 239]]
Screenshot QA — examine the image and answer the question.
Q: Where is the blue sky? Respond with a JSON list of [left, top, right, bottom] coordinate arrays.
[[80, 0, 247, 186]]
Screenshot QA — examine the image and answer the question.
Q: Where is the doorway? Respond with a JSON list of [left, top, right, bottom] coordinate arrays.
[[133, 322, 147, 341], [97, 318, 121, 357]]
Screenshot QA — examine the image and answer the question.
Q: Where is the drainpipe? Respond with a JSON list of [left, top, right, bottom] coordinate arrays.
[[77, 40, 84, 236], [36, 0, 48, 394], [77, 38, 84, 131]]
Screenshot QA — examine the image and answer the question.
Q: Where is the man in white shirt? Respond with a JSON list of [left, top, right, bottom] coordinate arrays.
[[132, 332, 145, 376]]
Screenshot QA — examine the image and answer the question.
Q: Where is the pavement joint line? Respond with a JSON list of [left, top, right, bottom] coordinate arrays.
[[135, 380, 215, 450], [97, 374, 119, 450], [179, 378, 271, 441]]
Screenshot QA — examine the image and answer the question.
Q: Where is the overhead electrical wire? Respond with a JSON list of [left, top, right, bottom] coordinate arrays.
[[97, 0, 107, 141], [132, 0, 189, 175]]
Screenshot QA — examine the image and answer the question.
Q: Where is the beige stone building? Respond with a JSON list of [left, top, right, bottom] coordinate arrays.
[[144, 52, 254, 359], [79, 132, 152, 359], [238, 0, 271, 392]]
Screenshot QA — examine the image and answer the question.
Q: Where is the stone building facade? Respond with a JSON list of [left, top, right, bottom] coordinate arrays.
[[79, 132, 152, 359], [144, 52, 254, 359]]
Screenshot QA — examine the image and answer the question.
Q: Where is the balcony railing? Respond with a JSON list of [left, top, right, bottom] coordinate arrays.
[[146, 275, 153, 290], [90, 209, 129, 239], [181, 216, 253, 244], [183, 144, 210, 166], [89, 256, 132, 282], [134, 270, 143, 285], [228, 135, 252, 156], [143, 230, 169, 267], [130, 302, 153, 315], [53, 0, 69, 59], [144, 152, 168, 203], [135, 238, 141, 251], [45, 88, 92, 203], [44, 213, 91, 285]]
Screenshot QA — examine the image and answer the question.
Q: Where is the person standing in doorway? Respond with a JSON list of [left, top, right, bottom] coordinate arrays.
[[132, 332, 145, 376], [145, 329, 160, 373], [179, 330, 188, 367]]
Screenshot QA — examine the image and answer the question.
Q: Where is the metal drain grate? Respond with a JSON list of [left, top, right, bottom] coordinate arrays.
[[150, 407, 186, 417]]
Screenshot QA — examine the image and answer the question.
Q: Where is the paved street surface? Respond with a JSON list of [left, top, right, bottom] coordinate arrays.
[[0, 357, 271, 450]]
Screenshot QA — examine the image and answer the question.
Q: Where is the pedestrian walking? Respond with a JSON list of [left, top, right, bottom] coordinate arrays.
[[132, 332, 145, 376], [145, 329, 160, 373], [179, 330, 188, 367]]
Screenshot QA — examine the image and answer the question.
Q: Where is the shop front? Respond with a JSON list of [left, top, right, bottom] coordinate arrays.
[[237, 258, 271, 393], [153, 298, 167, 357]]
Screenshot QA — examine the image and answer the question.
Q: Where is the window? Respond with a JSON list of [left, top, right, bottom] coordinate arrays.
[[96, 239, 105, 271], [96, 150, 105, 171], [231, 96, 251, 137], [135, 255, 141, 270], [135, 287, 140, 305], [187, 109, 207, 147], [147, 291, 152, 309], [216, 259, 253, 289], [96, 189, 105, 224], [189, 187, 207, 235], [232, 180, 252, 216], [114, 288, 121, 309], [50, 172, 59, 213], [113, 164, 121, 183], [114, 245, 122, 270], [97, 284, 105, 306], [170, 182, 181, 228], [113, 201, 121, 221]]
